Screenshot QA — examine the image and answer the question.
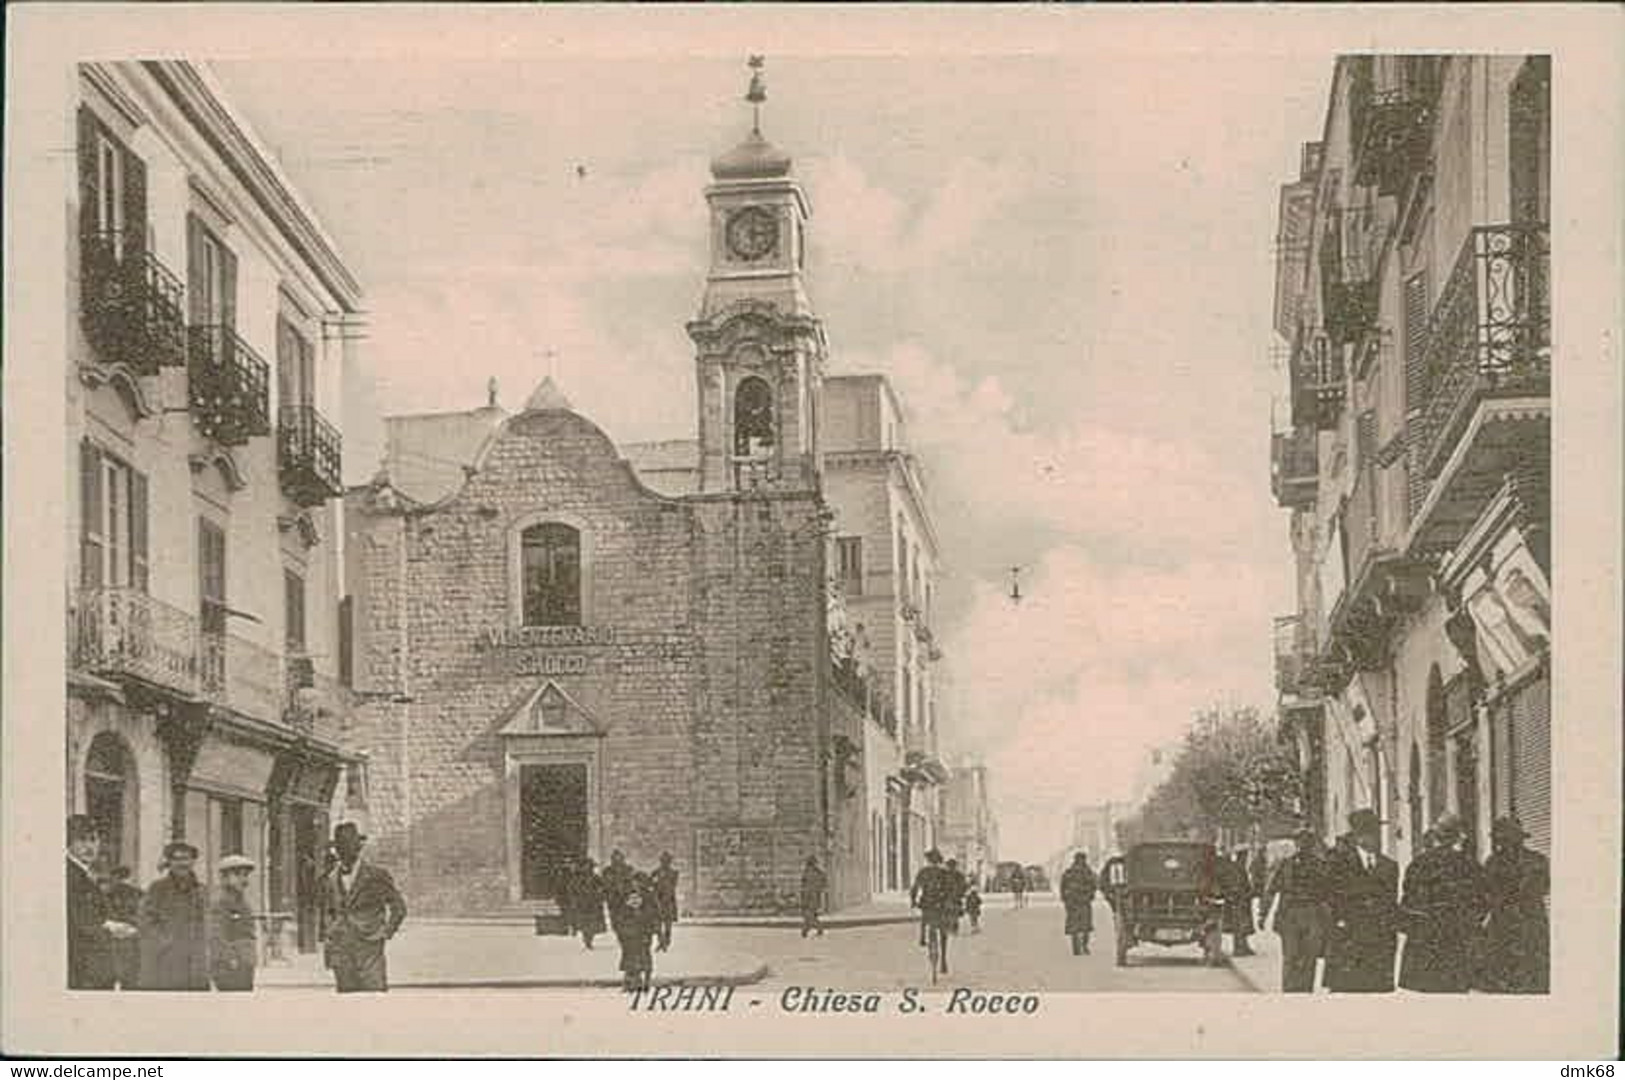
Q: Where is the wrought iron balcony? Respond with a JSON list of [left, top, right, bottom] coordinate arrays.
[[1273, 614, 1315, 696], [75, 588, 200, 698], [285, 657, 346, 741], [1412, 223, 1550, 487], [189, 325, 271, 446], [1290, 332, 1345, 430], [278, 405, 344, 506], [1353, 85, 1432, 196], [80, 231, 187, 375], [1270, 426, 1319, 509]]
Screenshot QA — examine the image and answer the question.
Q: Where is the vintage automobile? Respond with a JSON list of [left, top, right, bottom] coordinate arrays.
[[1102, 841, 1226, 967]]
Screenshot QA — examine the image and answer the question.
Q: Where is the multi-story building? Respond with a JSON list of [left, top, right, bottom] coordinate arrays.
[[342, 75, 946, 917], [65, 62, 365, 955], [940, 764, 997, 886], [1069, 802, 1126, 866], [822, 375, 951, 897], [1271, 55, 1550, 864]]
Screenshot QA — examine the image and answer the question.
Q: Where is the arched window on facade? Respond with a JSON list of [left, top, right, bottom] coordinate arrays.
[[1426, 665, 1448, 820], [521, 523, 582, 627], [733, 377, 775, 458], [84, 731, 136, 871]]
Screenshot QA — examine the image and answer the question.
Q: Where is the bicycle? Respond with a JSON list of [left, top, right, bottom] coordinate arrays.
[[925, 919, 947, 984]]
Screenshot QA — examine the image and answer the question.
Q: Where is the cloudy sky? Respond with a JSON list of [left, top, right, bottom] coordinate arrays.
[[215, 48, 1331, 862]]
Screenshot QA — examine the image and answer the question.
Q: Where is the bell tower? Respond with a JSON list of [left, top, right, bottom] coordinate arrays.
[[688, 57, 826, 494]]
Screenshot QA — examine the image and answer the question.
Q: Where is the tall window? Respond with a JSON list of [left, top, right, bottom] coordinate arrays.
[[836, 537, 864, 595], [187, 214, 236, 331], [521, 523, 581, 627], [218, 797, 244, 857], [277, 315, 316, 409], [77, 108, 145, 265], [896, 520, 910, 604], [284, 569, 307, 656], [198, 519, 227, 637], [733, 377, 774, 457], [78, 441, 148, 592]]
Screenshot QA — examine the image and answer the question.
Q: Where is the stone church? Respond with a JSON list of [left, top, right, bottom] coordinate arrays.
[[343, 92, 934, 917]]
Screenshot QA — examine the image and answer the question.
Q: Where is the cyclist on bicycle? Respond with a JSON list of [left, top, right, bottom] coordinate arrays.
[[911, 849, 962, 975]]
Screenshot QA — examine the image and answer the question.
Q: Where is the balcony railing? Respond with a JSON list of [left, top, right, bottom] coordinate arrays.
[[1270, 426, 1319, 509], [285, 658, 347, 742], [75, 588, 200, 698], [278, 405, 344, 506], [1290, 332, 1345, 430], [201, 631, 285, 726], [831, 657, 897, 738], [1411, 223, 1550, 486], [189, 325, 272, 446], [80, 231, 187, 375], [1352, 85, 1432, 196], [1273, 614, 1317, 696]]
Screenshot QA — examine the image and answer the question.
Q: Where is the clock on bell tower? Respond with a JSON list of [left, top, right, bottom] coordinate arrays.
[[687, 57, 827, 495]]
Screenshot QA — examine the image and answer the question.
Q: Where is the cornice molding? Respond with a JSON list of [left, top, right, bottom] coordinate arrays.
[[80, 63, 149, 130], [142, 61, 362, 312]]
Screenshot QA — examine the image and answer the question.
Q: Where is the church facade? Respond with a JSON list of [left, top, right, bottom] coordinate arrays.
[[345, 93, 945, 916]]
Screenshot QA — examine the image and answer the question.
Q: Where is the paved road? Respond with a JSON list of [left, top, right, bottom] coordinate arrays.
[[741, 894, 1251, 994]]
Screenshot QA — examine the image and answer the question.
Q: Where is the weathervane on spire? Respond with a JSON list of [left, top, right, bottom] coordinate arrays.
[[746, 55, 767, 134]]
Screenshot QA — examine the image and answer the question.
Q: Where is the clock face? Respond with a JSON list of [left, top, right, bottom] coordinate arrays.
[[726, 206, 779, 261]]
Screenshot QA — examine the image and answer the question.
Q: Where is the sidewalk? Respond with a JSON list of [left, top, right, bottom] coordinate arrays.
[[257, 921, 770, 990], [685, 896, 918, 930]]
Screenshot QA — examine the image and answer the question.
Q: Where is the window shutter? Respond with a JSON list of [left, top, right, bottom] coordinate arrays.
[[299, 331, 316, 409], [337, 595, 354, 687], [186, 213, 207, 325], [79, 440, 104, 590], [1510, 673, 1551, 855], [220, 244, 238, 331], [1403, 272, 1430, 395], [276, 315, 296, 409], [284, 569, 306, 652], [121, 144, 147, 260], [76, 107, 101, 258], [129, 470, 149, 593]]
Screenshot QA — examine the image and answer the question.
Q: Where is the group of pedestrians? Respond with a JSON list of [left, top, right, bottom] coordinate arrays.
[[556, 850, 679, 992], [1261, 809, 1550, 994], [67, 814, 408, 994]]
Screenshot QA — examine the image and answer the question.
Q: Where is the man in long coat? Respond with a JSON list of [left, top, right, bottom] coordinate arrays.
[[321, 822, 407, 992], [600, 849, 635, 934], [1478, 816, 1549, 993], [139, 841, 210, 991], [66, 814, 121, 989], [1264, 826, 1332, 993], [1324, 809, 1400, 993], [209, 854, 259, 991], [1059, 852, 1097, 955], [799, 856, 827, 938], [651, 852, 679, 953], [573, 856, 607, 950], [1398, 816, 1484, 992]]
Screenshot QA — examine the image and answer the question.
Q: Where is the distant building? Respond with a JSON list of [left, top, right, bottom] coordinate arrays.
[[1070, 802, 1128, 865], [940, 764, 997, 885], [1270, 56, 1550, 864]]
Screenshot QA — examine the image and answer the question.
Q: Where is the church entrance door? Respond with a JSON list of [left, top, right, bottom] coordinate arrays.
[[520, 762, 589, 900]]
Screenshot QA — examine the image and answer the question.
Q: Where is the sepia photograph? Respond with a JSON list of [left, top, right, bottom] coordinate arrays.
[[5, 3, 1620, 1061]]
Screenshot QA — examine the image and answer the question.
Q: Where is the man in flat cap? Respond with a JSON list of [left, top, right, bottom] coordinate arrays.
[[65, 814, 131, 989], [321, 822, 407, 992], [1323, 808, 1400, 992], [210, 854, 259, 991], [1398, 814, 1484, 992], [1263, 825, 1331, 993], [1478, 816, 1549, 993], [139, 840, 209, 990]]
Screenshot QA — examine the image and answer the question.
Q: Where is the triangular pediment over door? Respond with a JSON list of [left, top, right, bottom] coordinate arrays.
[[497, 680, 605, 739]]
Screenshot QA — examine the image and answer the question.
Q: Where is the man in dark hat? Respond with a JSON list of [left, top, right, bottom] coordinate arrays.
[[139, 840, 209, 990], [65, 814, 126, 989], [1264, 826, 1332, 993], [1323, 808, 1400, 992], [104, 866, 144, 990], [321, 822, 407, 992], [600, 849, 635, 934], [651, 852, 680, 952], [1059, 851, 1097, 956], [1398, 814, 1484, 992], [1478, 816, 1549, 993]]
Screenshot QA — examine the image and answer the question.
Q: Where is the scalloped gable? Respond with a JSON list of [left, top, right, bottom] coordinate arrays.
[[497, 681, 604, 738]]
